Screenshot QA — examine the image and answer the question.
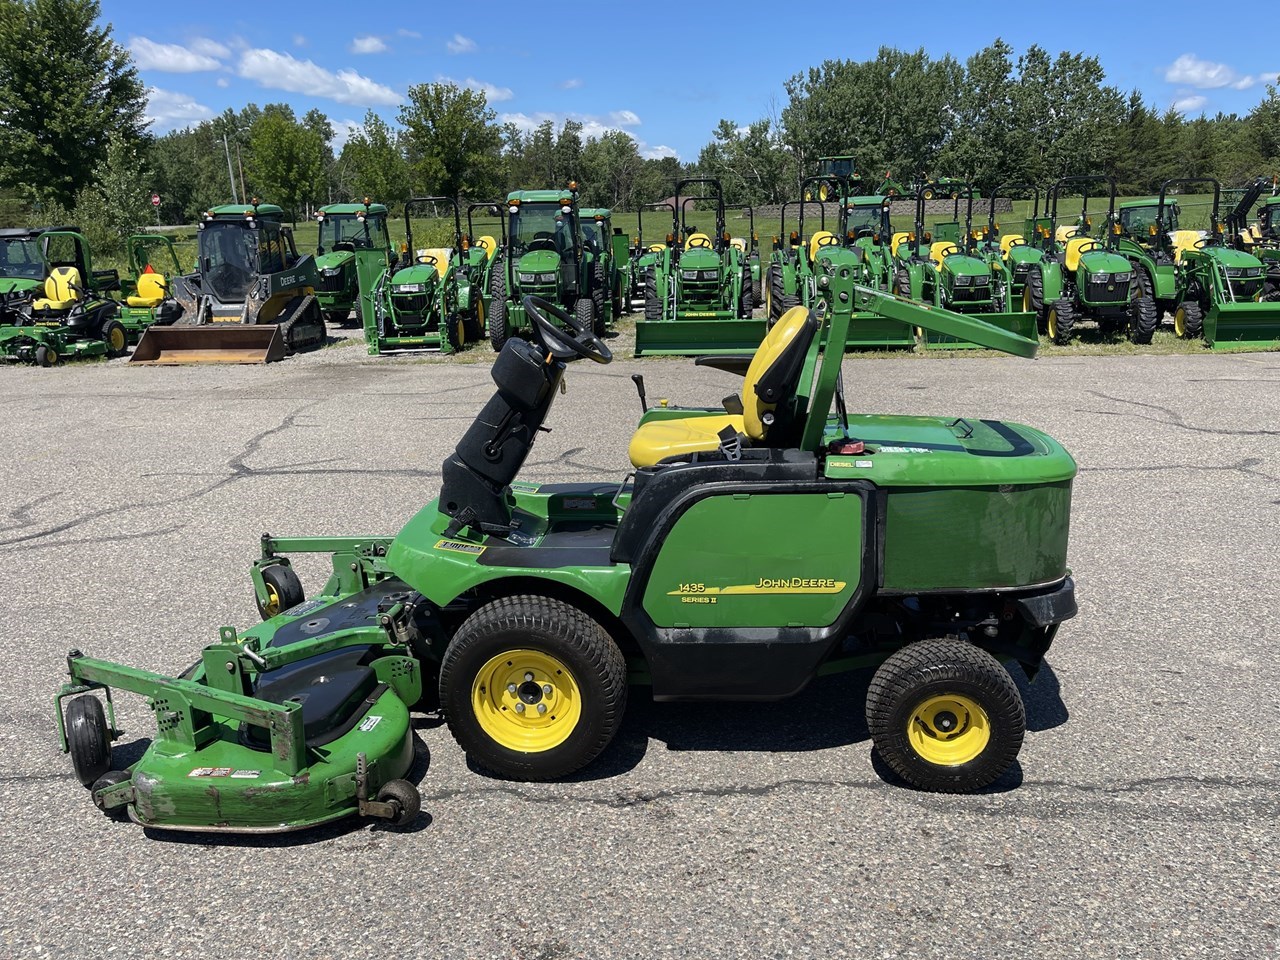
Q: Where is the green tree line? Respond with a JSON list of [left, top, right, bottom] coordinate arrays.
[[3, 0, 1279, 256]]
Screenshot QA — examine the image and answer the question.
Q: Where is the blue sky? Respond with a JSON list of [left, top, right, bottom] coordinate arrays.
[[103, 0, 1279, 160]]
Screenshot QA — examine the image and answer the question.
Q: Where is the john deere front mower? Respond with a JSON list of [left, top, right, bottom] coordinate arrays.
[[131, 202, 325, 364], [360, 197, 480, 355], [314, 200, 392, 325], [57, 268, 1075, 828], [1024, 176, 1158, 346], [637, 177, 757, 356]]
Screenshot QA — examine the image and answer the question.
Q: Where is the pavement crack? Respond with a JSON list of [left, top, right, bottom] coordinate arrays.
[[1085, 390, 1280, 437]]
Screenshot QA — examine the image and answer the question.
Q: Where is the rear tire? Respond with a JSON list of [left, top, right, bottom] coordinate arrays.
[[866, 638, 1025, 793], [440, 595, 627, 781], [99, 319, 127, 358], [751, 259, 762, 303], [643, 266, 661, 322], [591, 263, 608, 336], [1046, 298, 1076, 345], [575, 296, 596, 337], [445, 312, 465, 354], [488, 276, 510, 352], [1174, 300, 1204, 340], [740, 269, 754, 318], [66, 696, 111, 788], [1129, 294, 1158, 345], [1023, 269, 1046, 331]]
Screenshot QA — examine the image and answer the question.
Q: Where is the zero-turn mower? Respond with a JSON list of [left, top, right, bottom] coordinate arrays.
[[313, 200, 393, 326], [57, 268, 1077, 830]]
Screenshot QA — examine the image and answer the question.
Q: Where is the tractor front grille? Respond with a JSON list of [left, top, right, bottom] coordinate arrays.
[[316, 271, 347, 294], [950, 285, 991, 304], [391, 292, 431, 316], [1085, 278, 1128, 305], [515, 280, 558, 300], [1012, 262, 1031, 278], [1229, 277, 1264, 300]]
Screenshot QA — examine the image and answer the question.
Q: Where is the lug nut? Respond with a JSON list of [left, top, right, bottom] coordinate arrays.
[[507, 683, 517, 694], [542, 684, 553, 697], [524, 672, 534, 682], [537, 704, 547, 714], [514, 703, 525, 714]]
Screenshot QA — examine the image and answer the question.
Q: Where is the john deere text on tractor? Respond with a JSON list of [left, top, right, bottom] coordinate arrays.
[[313, 201, 392, 325], [1024, 176, 1158, 345], [131, 202, 326, 364]]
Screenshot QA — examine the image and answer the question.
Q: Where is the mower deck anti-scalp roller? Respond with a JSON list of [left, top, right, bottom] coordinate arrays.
[[57, 269, 1073, 831]]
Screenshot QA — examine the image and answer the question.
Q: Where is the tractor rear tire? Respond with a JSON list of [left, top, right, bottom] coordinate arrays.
[[489, 278, 510, 352], [751, 259, 762, 304], [439, 595, 627, 781], [1262, 280, 1280, 303], [446, 312, 466, 354], [644, 267, 661, 322], [740, 270, 754, 318], [923, 188, 936, 201], [575, 296, 596, 337], [1129, 294, 1158, 345], [591, 263, 607, 336], [99, 319, 128, 358], [257, 563, 305, 620], [1023, 270, 1046, 331], [65, 696, 112, 788], [463, 299, 485, 342], [488, 253, 506, 297], [1174, 300, 1204, 340], [1046, 299, 1076, 345], [866, 638, 1025, 793], [895, 266, 913, 301]]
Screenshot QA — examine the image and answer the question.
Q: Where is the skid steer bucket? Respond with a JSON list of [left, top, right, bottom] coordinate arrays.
[[1204, 302, 1280, 351], [129, 325, 287, 364], [633, 317, 767, 357], [919, 310, 1038, 350]]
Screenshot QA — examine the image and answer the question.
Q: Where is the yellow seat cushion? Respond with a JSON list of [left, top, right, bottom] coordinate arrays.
[[890, 231, 910, 258], [684, 232, 713, 250], [647, 243, 665, 253], [929, 241, 958, 268], [1055, 225, 1080, 243], [808, 231, 836, 261], [417, 248, 450, 277], [1000, 234, 1024, 257], [1064, 236, 1096, 273], [126, 272, 167, 308], [1171, 229, 1202, 264], [475, 236, 497, 261], [32, 266, 81, 311], [729, 237, 747, 253], [628, 306, 813, 468]]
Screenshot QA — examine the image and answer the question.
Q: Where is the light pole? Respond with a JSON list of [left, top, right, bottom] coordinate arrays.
[[222, 131, 238, 205]]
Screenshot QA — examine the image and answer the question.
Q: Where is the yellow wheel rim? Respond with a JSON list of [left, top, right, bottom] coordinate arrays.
[[1047, 308, 1058, 339], [1174, 307, 1185, 337], [457, 318, 465, 345], [1022, 285, 1031, 312], [48, 349, 58, 365], [477, 297, 485, 329], [263, 582, 281, 617], [907, 693, 991, 766], [472, 649, 582, 753], [819, 183, 829, 201], [109, 326, 125, 351], [764, 278, 772, 316]]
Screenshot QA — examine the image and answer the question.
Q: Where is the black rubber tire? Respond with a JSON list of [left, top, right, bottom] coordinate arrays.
[[895, 266, 912, 300], [923, 188, 936, 201], [34, 344, 55, 367], [488, 252, 506, 297], [1047, 298, 1076, 345], [439, 595, 627, 781], [256, 563, 304, 620], [591, 262, 608, 335], [445, 312, 465, 353], [376, 779, 421, 827], [323, 309, 350, 326], [91, 770, 131, 820], [765, 264, 780, 322], [99, 319, 127, 358], [1129, 294, 1158, 345], [740, 270, 754, 318], [751, 259, 762, 303], [1263, 280, 1280, 303], [463, 297, 485, 342], [575, 296, 596, 338], [1023, 269, 1046, 330], [773, 265, 800, 319], [488, 275, 510, 352], [1174, 300, 1204, 340], [866, 638, 1025, 793], [643, 266, 661, 322], [66, 696, 112, 788]]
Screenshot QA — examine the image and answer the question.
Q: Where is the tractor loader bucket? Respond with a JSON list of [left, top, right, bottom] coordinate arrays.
[[1204, 301, 1280, 351], [633, 318, 767, 357], [841, 313, 918, 350], [130, 325, 287, 364], [919, 310, 1038, 350]]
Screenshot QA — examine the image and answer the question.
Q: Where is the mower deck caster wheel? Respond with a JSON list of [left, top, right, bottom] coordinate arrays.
[[257, 564, 305, 619], [65, 696, 111, 787], [376, 779, 421, 827], [91, 770, 131, 820]]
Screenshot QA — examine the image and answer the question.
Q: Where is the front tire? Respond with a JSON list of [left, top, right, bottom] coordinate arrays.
[[1174, 300, 1204, 340], [66, 696, 112, 787], [643, 266, 661, 322], [866, 639, 1025, 793], [1129, 293, 1158, 345], [440, 595, 627, 781], [488, 276, 510, 352], [1046, 298, 1076, 345], [1023, 269, 1046, 330]]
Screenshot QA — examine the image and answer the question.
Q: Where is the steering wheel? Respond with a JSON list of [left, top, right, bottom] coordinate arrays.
[[522, 295, 612, 364], [415, 253, 439, 266], [687, 235, 713, 249], [816, 234, 839, 248], [527, 234, 557, 253], [1194, 237, 1214, 249]]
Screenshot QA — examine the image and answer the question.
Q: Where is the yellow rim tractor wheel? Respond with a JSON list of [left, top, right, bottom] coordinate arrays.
[[1047, 307, 1058, 340], [1022, 285, 1031, 312], [1174, 306, 1186, 337], [906, 694, 991, 766], [819, 183, 829, 201], [109, 326, 126, 352], [471, 649, 583, 753]]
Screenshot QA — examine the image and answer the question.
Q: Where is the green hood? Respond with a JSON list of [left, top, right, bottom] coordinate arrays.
[[942, 254, 989, 278], [0, 278, 40, 295], [390, 263, 442, 287], [680, 248, 720, 270], [1077, 249, 1131, 274], [1201, 245, 1264, 269], [516, 250, 561, 274], [315, 251, 355, 272]]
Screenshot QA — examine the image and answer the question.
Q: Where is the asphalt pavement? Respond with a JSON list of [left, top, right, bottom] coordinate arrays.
[[0, 333, 1276, 959]]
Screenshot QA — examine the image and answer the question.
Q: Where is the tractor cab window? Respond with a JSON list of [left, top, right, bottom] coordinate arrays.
[[845, 205, 881, 238], [512, 204, 576, 261], [199, 221, 257, 301], [580, 221, 604, 255], [258, 223, 286, 275], [319, 215, 388, 253], [821, 158, 854, 178], [1261, 205, 1279, 238], [0, 238, 45, 279], [1119, 205, 1177, 239], [41, 233, 84, 274]]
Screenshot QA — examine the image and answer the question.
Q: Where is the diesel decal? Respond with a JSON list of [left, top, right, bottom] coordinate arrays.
[[434, 538, 486, 556], [668, 578, 846, 597]]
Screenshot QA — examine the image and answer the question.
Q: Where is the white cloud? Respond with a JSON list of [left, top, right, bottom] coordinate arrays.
[[144, 86, 214, 130], [1173, 94, 1209, 114], [643, 144, 679, 160], [292, 34, 307, 47], [609, 110, 641, 127], [189, 37, 230, 59], [446, 34, 476, 54], [129, 36, 221, 72], [215, 76, 229, 88], [500, 111, 674, 158], [559, 78, 582, 90], [350, 35, 386, 55], [330, 118, 363, 150], [1261, 71, 1280, 85], [1164, 54, 1250, 89], [397, 28, 422, 39], [465, 77, 512, 102], [237, 48, 400, 106]]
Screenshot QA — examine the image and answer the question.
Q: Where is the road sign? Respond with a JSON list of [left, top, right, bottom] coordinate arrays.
[[151, 194, 160, 207]]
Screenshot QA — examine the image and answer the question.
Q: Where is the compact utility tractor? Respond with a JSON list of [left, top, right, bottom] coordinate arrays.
[[919, 177, 976, 202], [637, 178, 755, 356], [313, 201, 393, 325], [360, 197, 481, 356], [1023, 176, 1158, 346], [55, 267, 1076, 832], [804, 156, 907, 201], [1229, 184, 1280, 305], [763, 197, 824, 324], [0, 227, 129, 365], [579, 207, 625, 331], [974, 183, 1046, 307], [731, 206, 763, 305], [893, 186, 1036, 349], [628, 202, 675, 305], [1113, 178, 1280, 349], [489, 183, 610, 351], [463, 201, 507, 312], [131, 202, 325, 364]]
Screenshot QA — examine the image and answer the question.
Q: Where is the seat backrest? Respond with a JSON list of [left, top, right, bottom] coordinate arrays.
[[929, 241, 958, 268], [1064, 236, 1093, 272], [1055, 225, 1080, 243], [890, 231, 910, 258], [1000, 234, 1024, 257], [684, 232, 713, 250], [647, 243, 665, 253], [418, 247, 451, 277], [729, 237, 747, 253], [45, 266, 82, 303], [1171, 229, 1201, 264], [740, 305, 818, 440], [808, 230, 836, 262], [475, 235, 497, 261], [136, 272, 167, 300]]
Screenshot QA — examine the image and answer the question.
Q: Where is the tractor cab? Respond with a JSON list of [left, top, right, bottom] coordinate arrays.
[[1258, 197, 1280, 242], [314, 201, 391, 325], [192, 204, 301, 315]]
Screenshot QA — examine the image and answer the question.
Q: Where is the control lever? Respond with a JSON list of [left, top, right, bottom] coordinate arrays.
[[631, 374, 648, 412]]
